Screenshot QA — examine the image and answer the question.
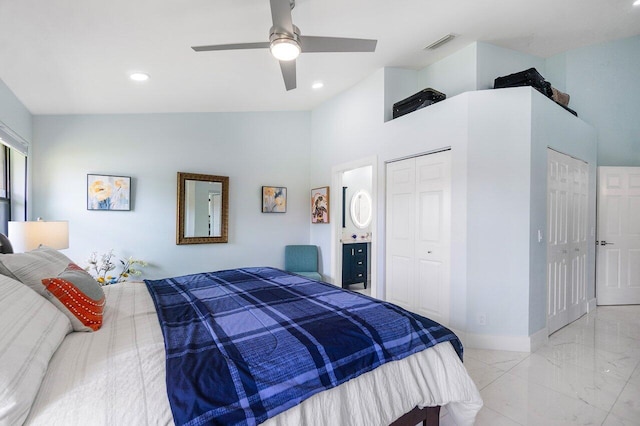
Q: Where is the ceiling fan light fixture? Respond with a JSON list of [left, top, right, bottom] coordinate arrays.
[[129, 72, 150, 82], [270, 38, 301, 61]]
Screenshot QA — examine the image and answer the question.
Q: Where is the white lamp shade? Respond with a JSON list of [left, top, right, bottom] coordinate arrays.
[[8, 221, 69, 253]]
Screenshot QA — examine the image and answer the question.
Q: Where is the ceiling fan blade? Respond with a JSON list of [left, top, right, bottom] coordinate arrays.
[[192, 42, 270, 52], [279, 60, 296, 91], [299, 36, 377, 53], [270, 0, 294, 33]]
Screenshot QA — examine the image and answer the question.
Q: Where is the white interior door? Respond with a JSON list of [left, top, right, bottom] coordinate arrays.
[[547, 149, 588, 334], [386, 150, 451, 325], [596, 167, 640, 305]]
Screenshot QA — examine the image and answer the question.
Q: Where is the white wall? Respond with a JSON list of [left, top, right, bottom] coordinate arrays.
[[31, 112, 311, 279]]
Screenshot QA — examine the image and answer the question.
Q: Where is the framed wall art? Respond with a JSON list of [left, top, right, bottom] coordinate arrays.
[[262, 186, 287, 213], [311, 186, 330, 223], [87, 174, 131, 211]]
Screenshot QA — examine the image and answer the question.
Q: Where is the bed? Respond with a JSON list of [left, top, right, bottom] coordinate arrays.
[[0, 247, 482, 426]]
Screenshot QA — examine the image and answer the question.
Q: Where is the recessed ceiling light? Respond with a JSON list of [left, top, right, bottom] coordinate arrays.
[[634, 0, 640, 6], [129, 72, 150, 82], [312, 81, 324, 90]]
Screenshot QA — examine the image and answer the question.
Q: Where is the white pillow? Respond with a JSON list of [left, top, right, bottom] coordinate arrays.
[[0, 246, 73, 297], [0, 274, 71, 425]]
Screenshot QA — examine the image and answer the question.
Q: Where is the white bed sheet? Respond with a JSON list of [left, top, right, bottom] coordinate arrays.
[[26, 282, 481, 426]]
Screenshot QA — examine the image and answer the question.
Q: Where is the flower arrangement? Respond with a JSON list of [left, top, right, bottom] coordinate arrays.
[[86, 250, 147, 285]]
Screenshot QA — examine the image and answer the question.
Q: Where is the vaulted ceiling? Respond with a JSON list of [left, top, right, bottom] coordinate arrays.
[[1, 0, 638, 114]]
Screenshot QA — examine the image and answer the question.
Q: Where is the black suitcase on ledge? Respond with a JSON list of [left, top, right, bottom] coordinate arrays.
[[494, 68, 553, 98], [393, 88, 446, 119]]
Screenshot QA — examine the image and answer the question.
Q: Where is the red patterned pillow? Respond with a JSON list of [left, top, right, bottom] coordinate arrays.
[[41, 263, 106, 332]]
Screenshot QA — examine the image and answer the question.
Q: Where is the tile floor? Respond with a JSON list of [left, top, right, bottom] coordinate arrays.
[[440, 305, 640, 425]]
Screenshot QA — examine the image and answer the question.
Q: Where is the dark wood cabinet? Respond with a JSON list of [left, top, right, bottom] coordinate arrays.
[[342, 243, 368, 289]]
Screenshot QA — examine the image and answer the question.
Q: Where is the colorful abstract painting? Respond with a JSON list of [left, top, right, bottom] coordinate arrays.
[[311, 186, 330, 223], [262, 186, 286, 213], [87, 174, 131, 211]]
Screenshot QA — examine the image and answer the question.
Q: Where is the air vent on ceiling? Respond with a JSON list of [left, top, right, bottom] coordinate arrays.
[[424, 34, 456, 50]]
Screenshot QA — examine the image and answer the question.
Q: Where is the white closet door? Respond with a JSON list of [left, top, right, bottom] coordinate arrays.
[[386, 150, 451, 326], [386, 159, 416, 310], [596, 167, 640, 305], [547, 149, 588, 334]]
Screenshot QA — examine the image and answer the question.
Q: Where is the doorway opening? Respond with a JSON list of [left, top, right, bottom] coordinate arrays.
[[331, 157, 378, 298]]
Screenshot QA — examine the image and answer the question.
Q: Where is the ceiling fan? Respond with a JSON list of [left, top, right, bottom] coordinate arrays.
[[191, 0, 377, 91]]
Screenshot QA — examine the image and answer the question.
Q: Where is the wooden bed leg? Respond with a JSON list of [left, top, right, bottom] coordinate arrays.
[[389, 406, 441, 426]]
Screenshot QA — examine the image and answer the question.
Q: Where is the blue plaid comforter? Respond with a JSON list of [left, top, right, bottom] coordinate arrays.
[[145, 267, 462, 426]]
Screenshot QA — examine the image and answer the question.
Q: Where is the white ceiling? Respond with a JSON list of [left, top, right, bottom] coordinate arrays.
[[0, 0, 638, 115]]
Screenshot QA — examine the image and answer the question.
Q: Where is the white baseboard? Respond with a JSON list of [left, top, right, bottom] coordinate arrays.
[[587, 298, 597, 312], [461, 327, 548, 353]]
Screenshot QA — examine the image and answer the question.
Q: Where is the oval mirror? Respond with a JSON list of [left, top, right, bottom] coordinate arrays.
[[350, 190, 372, 229], [177, 172, 229, 244]]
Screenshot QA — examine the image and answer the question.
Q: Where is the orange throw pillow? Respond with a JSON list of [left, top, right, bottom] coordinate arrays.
[[42, 263, 106, 331]]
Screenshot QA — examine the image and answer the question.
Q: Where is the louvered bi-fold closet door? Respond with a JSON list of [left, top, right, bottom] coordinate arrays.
[[547, 149, 588, 334]]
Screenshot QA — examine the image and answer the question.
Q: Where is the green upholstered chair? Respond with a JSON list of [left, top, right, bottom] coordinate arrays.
[[284, 245, 323, 281]]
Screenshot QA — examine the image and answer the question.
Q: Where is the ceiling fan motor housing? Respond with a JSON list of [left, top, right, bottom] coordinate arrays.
[[269, 25, 301, 60]]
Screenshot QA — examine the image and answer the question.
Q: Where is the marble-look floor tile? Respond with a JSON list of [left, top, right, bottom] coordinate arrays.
[[463, 357, 506, 390], [464, 348, 529, 371], [481, 372, 608, 425], [629, 364, 640, 386], [593, 306, 640, 326], [509, 353, 628, 412], [602, 412, 640, 426], [534, 341, 639, 382], [610, 381, 640, 424], [474, 406, 522, 425]]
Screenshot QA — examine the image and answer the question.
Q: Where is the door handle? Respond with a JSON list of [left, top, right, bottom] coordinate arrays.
[[600, 241, 614, 246]]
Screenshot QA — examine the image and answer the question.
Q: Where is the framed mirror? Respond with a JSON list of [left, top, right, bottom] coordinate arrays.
[[350, 189, 372, 229], [177, 172, 229, 244]]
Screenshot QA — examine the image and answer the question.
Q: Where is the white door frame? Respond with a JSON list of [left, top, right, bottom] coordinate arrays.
[[596, 166, 640, 305], [331, 156, 378, 298]]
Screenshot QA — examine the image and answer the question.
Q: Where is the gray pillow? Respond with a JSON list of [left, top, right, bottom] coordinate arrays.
[[0, 246, 74, 297]]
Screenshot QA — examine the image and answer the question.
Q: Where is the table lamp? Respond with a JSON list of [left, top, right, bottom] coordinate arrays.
[[8, 218, 69, 253]]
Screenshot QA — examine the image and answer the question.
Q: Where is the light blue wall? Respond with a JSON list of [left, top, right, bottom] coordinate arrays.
[[17, 35, 634, 346], [311, 69, 471, 331], [476, 42, 546, 91], [530, 94, 597, 334], [383, 68, 419, 122], [0, 78, 32, 143], [546, 35, 640, 166], [418, 43, 477, 99], [465, 89, 534, 337], [31, 112, 311, 279]]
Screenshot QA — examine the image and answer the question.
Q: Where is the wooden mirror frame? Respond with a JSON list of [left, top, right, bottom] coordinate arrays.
[[177, 172, 229, 244]]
